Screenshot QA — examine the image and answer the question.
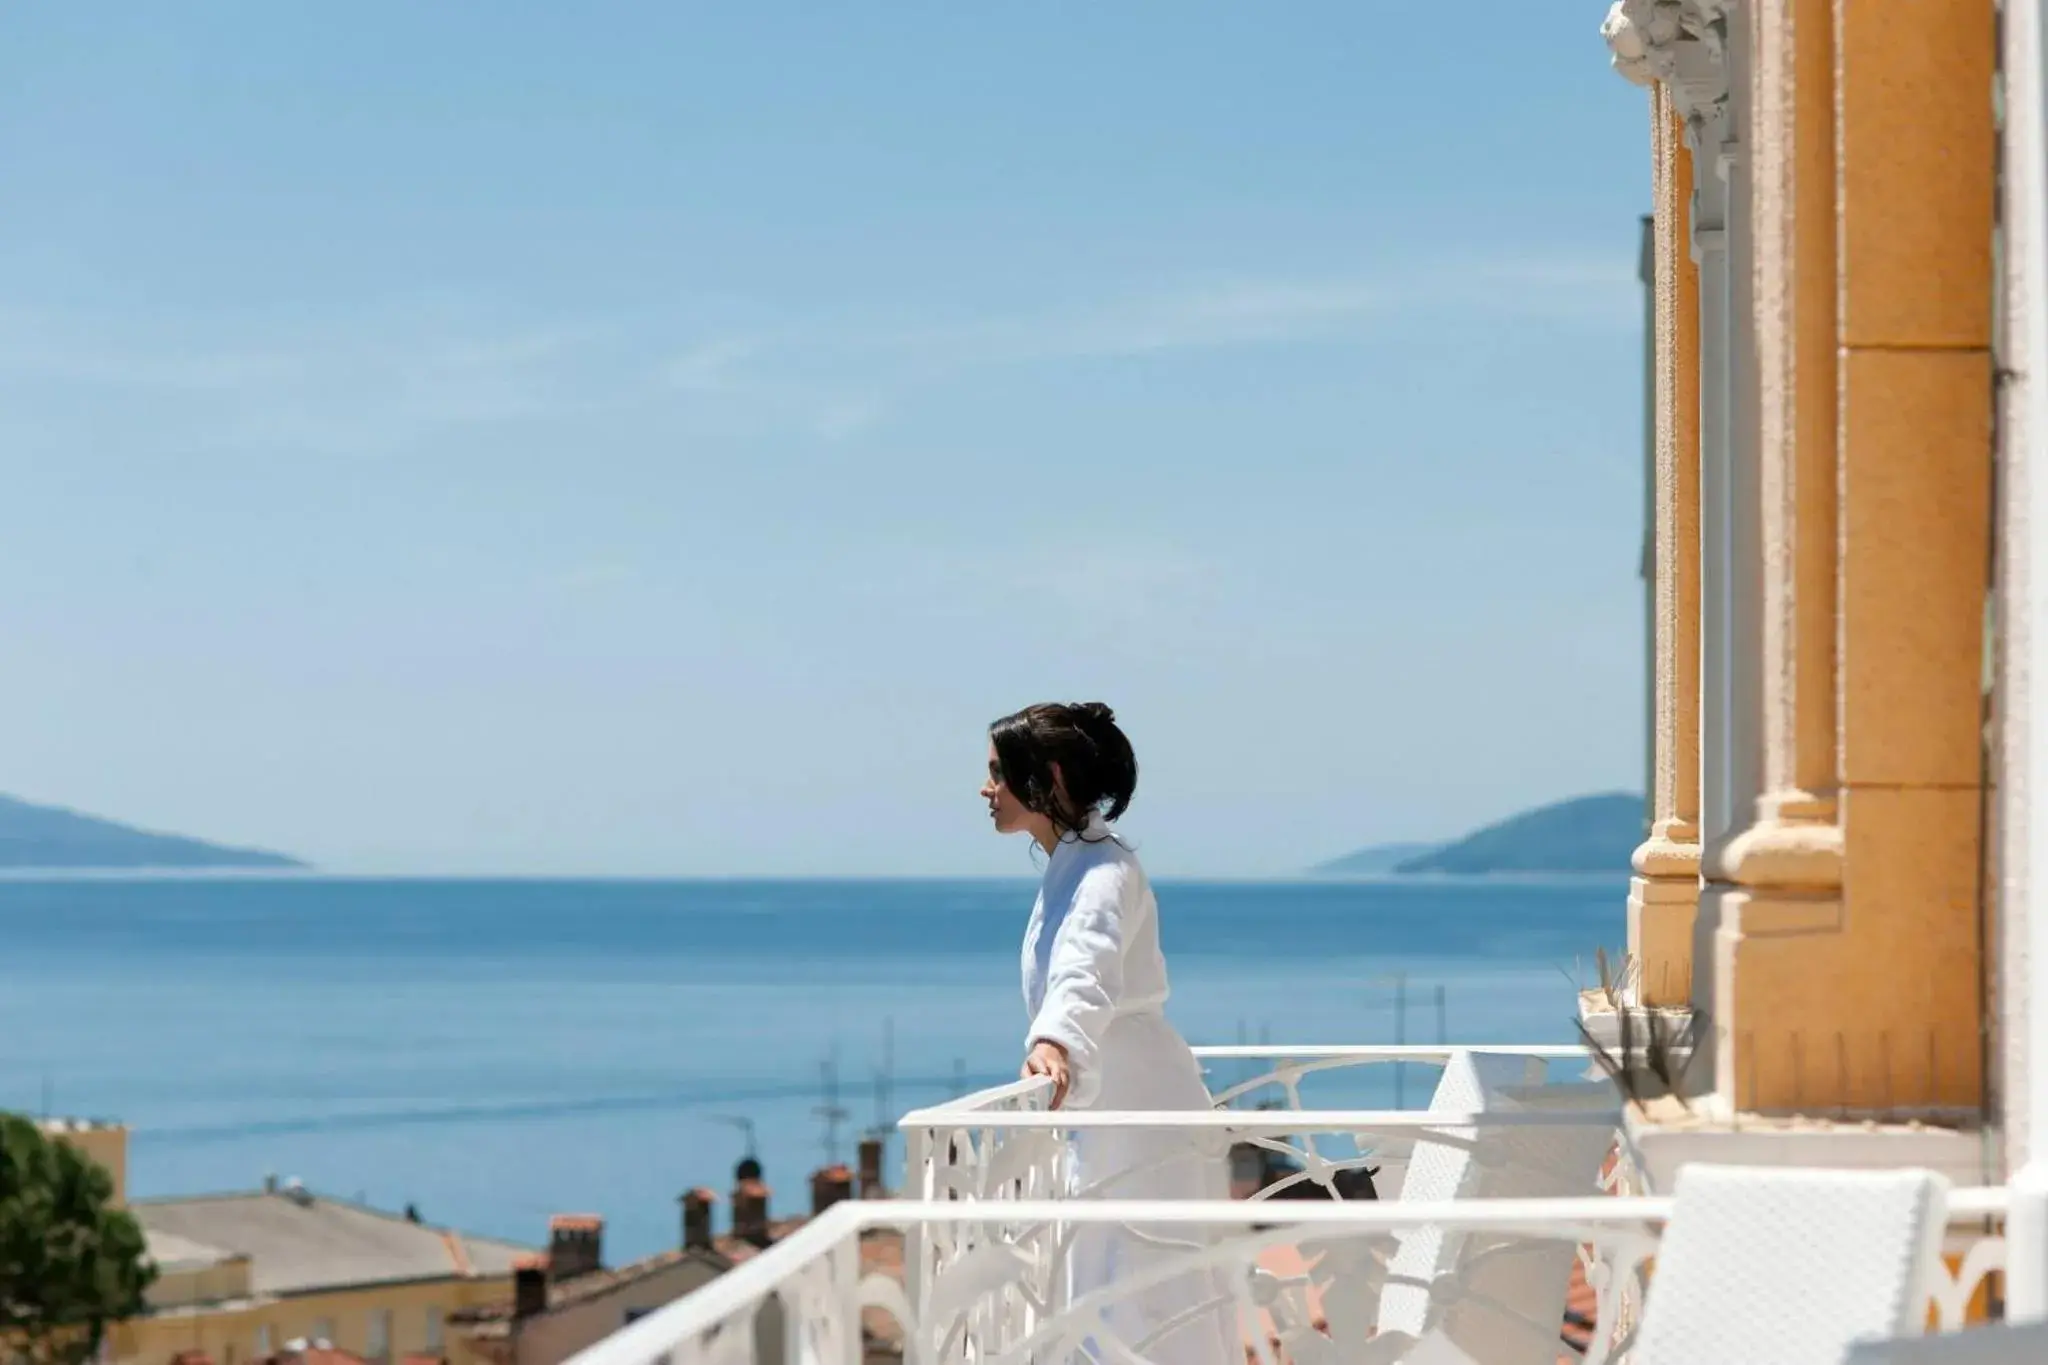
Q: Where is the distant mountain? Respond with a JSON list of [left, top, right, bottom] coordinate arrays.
[[1312, 841, 1442, 877], [0, 795, 306, 871], [1393, 793, 1646, 876]]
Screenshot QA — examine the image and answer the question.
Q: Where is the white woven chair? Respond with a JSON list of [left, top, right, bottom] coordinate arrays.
[[1372, 1054, 1620, 1365], [1632, 1164, 1951, 1365], [1257, 1050, 1621, 1365], [1845, 1322, 2048, 1363]]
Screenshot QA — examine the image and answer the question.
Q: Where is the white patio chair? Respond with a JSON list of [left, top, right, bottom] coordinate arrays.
[[1632, 1164, 1951, 1365], [1373, 1055, 1620, 1364], [1845, 1321, 2048, 1363], [1257, 1050, 1621, 1365]]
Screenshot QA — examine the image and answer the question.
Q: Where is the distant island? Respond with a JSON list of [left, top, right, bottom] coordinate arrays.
[[1312, 841, 1441, 877], [1315, 792, 1645, 877], [0, 795, 307, 871]]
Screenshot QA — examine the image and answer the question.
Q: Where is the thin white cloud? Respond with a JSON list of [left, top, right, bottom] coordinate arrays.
[[813, 395, 889, 441], [1030, 544, 1212, 613], [664, 336, 765, 393], [647, 251, 1635, 414], [880, 277, 1385, 366], [0, 309, 299, 391], [867, 539, 1215, 625], [0, 249, 1635, 458], [0, 308, 610, 456], [554, 563, 639, 591]]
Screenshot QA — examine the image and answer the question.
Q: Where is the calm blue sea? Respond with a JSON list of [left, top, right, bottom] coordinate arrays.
[[0, 876, 1625, 1262]]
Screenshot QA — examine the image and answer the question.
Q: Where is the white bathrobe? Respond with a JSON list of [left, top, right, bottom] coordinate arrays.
[[1022, 815, 1238, 1365]]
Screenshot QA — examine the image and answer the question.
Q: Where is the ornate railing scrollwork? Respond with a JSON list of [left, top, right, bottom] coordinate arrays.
[[560, 1197, 2010, 1365]]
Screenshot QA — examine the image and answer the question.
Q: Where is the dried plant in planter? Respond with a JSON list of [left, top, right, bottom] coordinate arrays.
[[1593, 946, 1640, 1010], [1576, 1001, 1708, 1110], [1564, 947, 1642, 1011]]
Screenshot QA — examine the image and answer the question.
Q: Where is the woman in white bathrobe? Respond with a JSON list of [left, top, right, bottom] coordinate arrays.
[[981, 702, 1238, 1365]]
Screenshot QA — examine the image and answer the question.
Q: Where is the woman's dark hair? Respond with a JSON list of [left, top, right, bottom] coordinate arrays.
[[989, 702, 1138, 837]]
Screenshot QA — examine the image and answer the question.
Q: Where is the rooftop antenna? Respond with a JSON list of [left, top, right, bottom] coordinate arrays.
[[709, 1114, 759, 1161], [1258, 1020, 1274, 1107], [869, 1017, 896, 1143], [814, 1047, 849, 1165], [1394, 974, 1409, 1107], [1235, 1018, 1249, 1109], [1372, 973, 1410, 1108]]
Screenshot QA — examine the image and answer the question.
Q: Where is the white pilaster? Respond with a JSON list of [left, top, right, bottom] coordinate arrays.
[[1603, 0, 1740, 848], [1695, 2, 1760, 1027], [1722, 2, 1762, 851], [1604, 0, 1734, 1029]]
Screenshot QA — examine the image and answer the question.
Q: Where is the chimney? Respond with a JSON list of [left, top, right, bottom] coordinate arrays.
[[679, 1188, 716, 1251], [546, 1214, 604, 1281], [512, 1255, 549, 1320], [810, 1164, 854, 1216], [857, 1136, 885, 1198], [731, 1178, 772, 1247]]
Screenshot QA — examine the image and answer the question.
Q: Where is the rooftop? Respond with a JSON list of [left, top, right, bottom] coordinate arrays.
[[145, 1227, 245, 1275], [453, 1215, 855, 1342], [133, 1189, 533, 1297], [240, 1348, 444, 1365], [35, 1115, 125, 1133]]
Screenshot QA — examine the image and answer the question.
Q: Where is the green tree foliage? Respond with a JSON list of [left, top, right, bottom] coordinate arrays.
[[0, 1115, 155, 1365]]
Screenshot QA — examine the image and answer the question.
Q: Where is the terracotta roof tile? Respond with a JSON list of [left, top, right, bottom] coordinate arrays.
[[1560, 1255, 1599, 1357], [251, 1350, 372, 1365], [549, 1214, 604, 1232], [711, 1217, 807, 1265]]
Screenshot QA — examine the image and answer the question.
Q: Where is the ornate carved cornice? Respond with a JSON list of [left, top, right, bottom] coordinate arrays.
[[1602, 0, 1731, 137], [1602, 0, 1685, 86]]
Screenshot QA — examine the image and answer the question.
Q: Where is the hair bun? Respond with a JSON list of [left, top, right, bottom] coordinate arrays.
[[990, 700, 1138, 828]]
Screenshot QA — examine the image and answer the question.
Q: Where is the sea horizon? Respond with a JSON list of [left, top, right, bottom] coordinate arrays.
[[1, 874, 1626, 1261], [0, 868, 1631, 885]]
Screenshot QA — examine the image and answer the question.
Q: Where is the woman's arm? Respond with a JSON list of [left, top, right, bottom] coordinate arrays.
[[1024, 864, 1127, 1109]]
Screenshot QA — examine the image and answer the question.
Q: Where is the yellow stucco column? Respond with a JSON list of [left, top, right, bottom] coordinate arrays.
[[1714, 0, 1994, 1114], [1631, 83, 1704, 1009]]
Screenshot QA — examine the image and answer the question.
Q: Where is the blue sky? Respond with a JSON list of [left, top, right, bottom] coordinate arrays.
[[0, 4, 1652, 877]]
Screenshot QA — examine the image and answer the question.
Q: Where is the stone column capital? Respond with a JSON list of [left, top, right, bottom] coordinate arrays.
[[1602, 1, 1731, 136]]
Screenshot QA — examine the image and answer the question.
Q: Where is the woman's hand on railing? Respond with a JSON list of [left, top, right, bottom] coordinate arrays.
[[1022, 1039, 1071, 1109]]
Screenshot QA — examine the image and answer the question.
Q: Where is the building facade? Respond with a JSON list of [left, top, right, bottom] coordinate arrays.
[[41, 1120, 532, 1365], [1597, 0, 2019, 1194]]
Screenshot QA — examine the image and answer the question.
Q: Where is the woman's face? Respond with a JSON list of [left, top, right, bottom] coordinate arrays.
[[981, 743, 1044, 839]]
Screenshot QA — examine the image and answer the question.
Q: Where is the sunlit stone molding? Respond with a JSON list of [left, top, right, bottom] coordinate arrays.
[[1600, 0, 1734, 1013]]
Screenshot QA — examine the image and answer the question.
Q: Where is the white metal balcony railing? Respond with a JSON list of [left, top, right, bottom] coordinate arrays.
[[898, 1045, 1609, 1206], [562, 1192, 2010, 1365], [889, 1044, 1626, 1360], [557, 1044, 2007, 1365]]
